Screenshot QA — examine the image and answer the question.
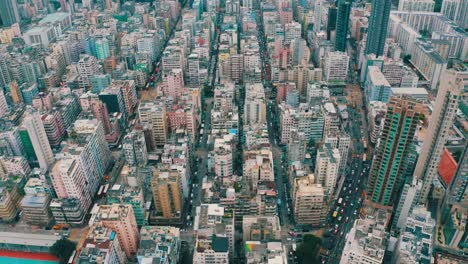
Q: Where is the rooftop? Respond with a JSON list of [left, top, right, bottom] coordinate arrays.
[[0, 232, 59, 247]]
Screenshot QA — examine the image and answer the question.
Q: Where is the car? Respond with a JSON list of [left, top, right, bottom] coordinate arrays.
[[340, 208, 344, 213], [288, 232, 296, 237], [340, 232, 344, 237], [345, 217, 349, 223], [354, 210, 357, 216], [333, 229, 338, 235]]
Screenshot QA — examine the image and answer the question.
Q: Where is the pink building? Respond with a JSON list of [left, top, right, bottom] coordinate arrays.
[[276, 84, 288, 103], [92, 204, 140, 258], [41, 112, 65, 148], [167, 106, 187, 131], [163, 69, 184, 100], [279, 7, 293, 25], [91, 101, 112, 135], [118, 80, 138, 116], [32, 93, 53, 111], [51, 158, 92, 213]]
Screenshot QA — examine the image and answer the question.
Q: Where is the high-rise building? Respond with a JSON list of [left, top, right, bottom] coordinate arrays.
[[51, 157, 92, 218], [193, 236, 229, 264], [122, 130, 148, 167], [21, 193, 52, 227], [335, 0, 352, 52], [9, 81, 22, 104], [163, 68, 184, 100], [137, 226, 181, 264], [151, 166, 184, 221], [340, 206, 389, 264], [0, 89, 9, 117], [0, 0, 19, 26], [76, 226, 127, 264], [23, 111, 55, 170], [394, 206, 435, 263], [327, 6, 337, 41], [95, 38, 111, 60], [441, 0, 468, 29], [41, 112, 66, 148], [293, 174, 325, 226], [324, 131, 351, 176], [365, 0, 391, 56], [78, 55, 101, 90], [315, 144, 341, 194], [50, 198, 87, 226], [444, 146, 467, 208], [323, 51, 349, 82], [244, 83, 267, 126], [367, 97, 424, 206], [91, 204, 140, 258], [99, 86, 128, 121], [415, 70, 465, 204], [0, 53, 12, 88], [398, 0, 435, 11], [106, 184, 147, 227], [0, 186, 20, 222], [68, 119, 111, 196], [194, 204, 235, 254], [138, 102, 168, 146], [0, 125, 25, 157]]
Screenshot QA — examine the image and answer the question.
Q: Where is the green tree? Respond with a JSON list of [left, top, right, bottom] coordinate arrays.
[[296, 234, 322, 264], [403, 55, 412, 64], [50, 238, 76, 264]]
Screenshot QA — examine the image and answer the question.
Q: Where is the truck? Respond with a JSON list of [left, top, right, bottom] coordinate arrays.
[[363, 154, 367, 162], [338, 198, 343, 205]]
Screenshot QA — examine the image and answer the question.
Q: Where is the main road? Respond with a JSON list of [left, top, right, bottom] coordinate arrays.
[[321, 42, 373, 263]]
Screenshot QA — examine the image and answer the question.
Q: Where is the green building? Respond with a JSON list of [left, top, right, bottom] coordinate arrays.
[[106, 184, 147, 226], [367, 97, 424, 206]]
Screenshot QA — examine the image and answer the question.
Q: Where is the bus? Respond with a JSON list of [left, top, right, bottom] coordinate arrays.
[[67, 250, 76, 264], [363, 138, 367, 150], [103, 183, 110, 195], [97, 185, 104, 198]]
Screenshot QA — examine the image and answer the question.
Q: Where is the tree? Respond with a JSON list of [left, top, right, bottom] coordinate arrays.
[[295, 234, 322, 264], [50, 238, 76, 264], [403, 55, 412, 64]]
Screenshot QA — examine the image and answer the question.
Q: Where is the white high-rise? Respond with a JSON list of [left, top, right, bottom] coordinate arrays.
[[138, 102, 168, 146], [244, 83, 266, 126], [23, 111, 54, 170], [415, 70, 466, 203], [398, 0, 435, 11], [315, 144, 341, 194], [0, 89, 8, 117], [324, 131, 351, 176], [323, 51, 349, 82]]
